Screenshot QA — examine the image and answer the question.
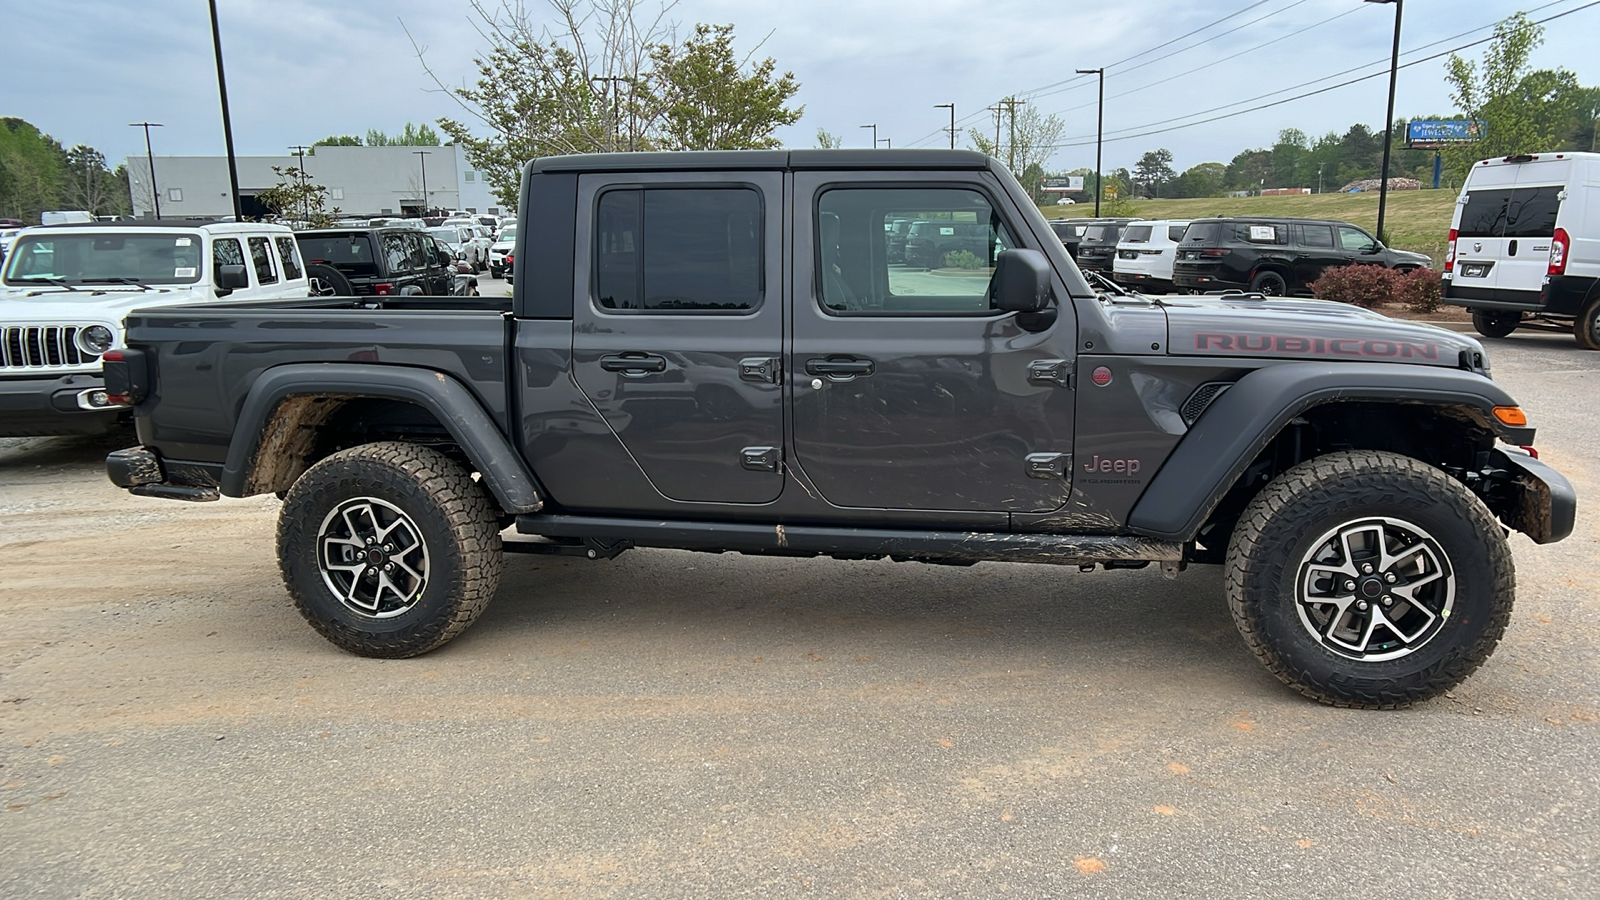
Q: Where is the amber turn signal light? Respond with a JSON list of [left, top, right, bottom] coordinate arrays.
[[1493, 406, 1528, 427]]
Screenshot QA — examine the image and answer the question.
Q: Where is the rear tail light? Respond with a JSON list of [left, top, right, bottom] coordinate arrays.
[[1200, 248, 1231, 258], [374, 283, 393, 295], [1445, 228, 1457, 273], [1549, 227, 1569, 276]]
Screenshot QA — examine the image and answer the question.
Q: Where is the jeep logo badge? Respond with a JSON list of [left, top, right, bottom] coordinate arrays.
[[1091, 366, 1112, 387]]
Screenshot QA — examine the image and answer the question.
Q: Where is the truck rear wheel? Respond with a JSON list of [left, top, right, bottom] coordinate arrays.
[[1225, 450, 1514, 708], [277, 442, 503, 658], [1575, 295, 1600, 350], [1472, 310, 1520, 339]]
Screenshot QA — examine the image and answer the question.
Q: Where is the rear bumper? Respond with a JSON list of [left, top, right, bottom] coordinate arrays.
[[1440, 275, 1596, 317], [106, 445, 221, 501], [1173, 271, 1247, 291], [0, 373, 127, 437]]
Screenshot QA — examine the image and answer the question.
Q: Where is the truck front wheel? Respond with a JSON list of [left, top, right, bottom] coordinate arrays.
[[277, 442, 503, 658], [1225, 450, 1514, 708]]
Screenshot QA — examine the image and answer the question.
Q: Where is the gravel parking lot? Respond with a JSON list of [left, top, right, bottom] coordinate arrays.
[[1, 330, 1595, 898]]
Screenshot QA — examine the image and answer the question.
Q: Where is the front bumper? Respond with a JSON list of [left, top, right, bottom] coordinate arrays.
[[1489, 448, 1577, 544], [0, 372, 127, 437]]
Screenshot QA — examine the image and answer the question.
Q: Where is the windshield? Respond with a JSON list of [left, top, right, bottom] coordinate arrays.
[[497, 225, 516, 243], [2, 232, 204, 286], [1082, 224, 1122, 244], [427, 227, 463, 244]]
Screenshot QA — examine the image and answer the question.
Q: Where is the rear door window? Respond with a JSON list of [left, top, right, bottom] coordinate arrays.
[[248, 236, 278, 285], [275, 236, 303, 280], [595, 187, 763, 313], [1295, 224, 1335, 248], [1233, 223, 1283, 244], [1502, 186, 1561, 238]]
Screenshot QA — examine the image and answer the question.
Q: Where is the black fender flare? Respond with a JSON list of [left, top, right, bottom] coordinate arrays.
[[219, 363, 544, 514], [1125, 362, 1527, 542]]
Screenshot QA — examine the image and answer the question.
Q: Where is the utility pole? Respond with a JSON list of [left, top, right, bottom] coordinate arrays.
[[994, 97, 1026, 174], [934, 103, 955, 150], [1318, 162, 1325, 194], [860, 123, 878, 148], [986, 106, 1001, 155], [1366, 0, 1403, 243], [208, 0, 242, 220], [413, 150, 431, 215], [591, 76, 627, 150], [1076, 68, 1105, 216], [288, 145, 310, 223], [128, 122, 163, 219]]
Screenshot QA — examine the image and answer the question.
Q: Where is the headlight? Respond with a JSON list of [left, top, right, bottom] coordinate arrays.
[[77, 325, 115, 356]]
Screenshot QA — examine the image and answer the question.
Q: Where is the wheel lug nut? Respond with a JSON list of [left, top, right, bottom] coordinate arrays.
[[384, 562, 394, 572], [383, 544, 394, 553], [1382, 596, 1393, 606], [1385, 573, 1398, 583], [1357, 600, 1369, 611], [1344, 580, 1356, 591], [1361, 564, 1374, 574]]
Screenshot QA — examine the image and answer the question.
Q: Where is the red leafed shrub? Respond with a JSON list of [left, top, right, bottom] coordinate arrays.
[[1394, 266, 1442, 313], [1308, 264, 1395, 309], [1310, 265, 1442, 313]]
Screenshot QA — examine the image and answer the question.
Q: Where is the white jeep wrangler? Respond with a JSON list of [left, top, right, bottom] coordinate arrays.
[[0, 221, 309, 436]]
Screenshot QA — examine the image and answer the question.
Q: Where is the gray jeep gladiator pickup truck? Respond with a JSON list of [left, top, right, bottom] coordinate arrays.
[[102, 150, 1575, 708]]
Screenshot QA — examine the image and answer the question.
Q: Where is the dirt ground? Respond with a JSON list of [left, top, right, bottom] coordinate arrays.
[[1, 334, 1596, 898]]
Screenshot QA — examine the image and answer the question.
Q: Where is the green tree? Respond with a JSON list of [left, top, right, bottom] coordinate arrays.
[[815, 128, 843, 149], [1443, 12, 1550, 176], [253, 165, 340, 228], [0, 117, 68, 223], [63, 145, 128, 216], [1132, 148, 1176, 197], [364, 123, 441, 147], [1172, 162, 1226, 198], [965, 101, 1066, 200], [1270, 128, 1309, 189], [420, 0, 800, 211], [652, 24, 801, 151], [312, 135, 363, 150]]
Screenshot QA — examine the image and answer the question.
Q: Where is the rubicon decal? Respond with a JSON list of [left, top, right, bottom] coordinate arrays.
[[1194, 333, 1440, 361]]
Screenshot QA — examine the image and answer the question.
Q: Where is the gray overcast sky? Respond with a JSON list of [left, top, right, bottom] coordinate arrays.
[[5, 0, 1598, 176]]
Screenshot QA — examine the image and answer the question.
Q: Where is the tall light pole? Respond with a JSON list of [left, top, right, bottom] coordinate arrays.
[[935, 103, 955, 150], [1076, 68, 1105, 216], [288, 145, 310, 222], [860, 123, 877, 148], [1366, 0, 1403, 244], [129, 122, 163, 219], [878, 137, 892, 149], [414, 150, 432, 215], [209, 0, 241, 220]]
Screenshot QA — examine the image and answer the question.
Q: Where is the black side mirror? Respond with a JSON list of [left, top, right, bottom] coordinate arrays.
[[991, 249, 1053, 312], [217, 264, 249, 290]]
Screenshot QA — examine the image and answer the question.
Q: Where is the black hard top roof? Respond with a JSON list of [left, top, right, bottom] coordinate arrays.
[[29, 220, 222, 229], [529, 149, 993, 174], [1189, 216, 1355, 226]]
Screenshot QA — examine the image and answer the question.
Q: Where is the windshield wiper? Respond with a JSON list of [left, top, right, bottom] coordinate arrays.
[[10, 277, 79, 292], [82, 277, 153, 292]]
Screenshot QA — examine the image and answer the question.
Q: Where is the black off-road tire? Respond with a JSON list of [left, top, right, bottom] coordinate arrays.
[[305, 263, 353, 297], [1226, 450, 1514, 709], [277, 442, 503, 658], [1473, 309, 1520, 339], [1574, 294, 1600, 350], [1250, 270, 1288, 296]]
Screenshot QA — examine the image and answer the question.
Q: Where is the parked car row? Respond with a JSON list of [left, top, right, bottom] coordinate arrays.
[[1043, 214, 1429, 296]]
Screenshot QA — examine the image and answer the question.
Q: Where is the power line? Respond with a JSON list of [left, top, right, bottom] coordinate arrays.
[[1040, 0, 1600, 150], [904, 0, 1295, 148]]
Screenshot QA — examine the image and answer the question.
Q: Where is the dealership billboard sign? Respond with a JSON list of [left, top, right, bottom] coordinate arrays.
[[1041, 176, 1086, 192]]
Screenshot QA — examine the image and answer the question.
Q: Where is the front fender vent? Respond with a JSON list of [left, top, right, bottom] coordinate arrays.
[[1180, 381, 1233, 426]]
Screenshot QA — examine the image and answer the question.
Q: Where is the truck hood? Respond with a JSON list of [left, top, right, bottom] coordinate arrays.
[[1161, 294, 1484, 368], [0, 285, 198, 321]]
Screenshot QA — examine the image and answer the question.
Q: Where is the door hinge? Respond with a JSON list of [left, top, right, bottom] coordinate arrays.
[[741, 446, 781, 473], [1028, 359, 1074, 389], [1025, 452, 1071, 479], [739, 356, 780, 384]]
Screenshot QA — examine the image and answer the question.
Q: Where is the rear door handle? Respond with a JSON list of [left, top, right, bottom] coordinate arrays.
[[599, 353, 667, 375], [805, 356, 874, 379]]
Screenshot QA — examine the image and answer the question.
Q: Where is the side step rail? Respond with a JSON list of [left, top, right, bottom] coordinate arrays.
[[512, 514, 1183, 567]]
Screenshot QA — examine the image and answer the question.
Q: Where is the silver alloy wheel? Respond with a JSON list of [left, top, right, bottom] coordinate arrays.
[[316, 497, 430, 618], [1295, 516, 1455, 662]]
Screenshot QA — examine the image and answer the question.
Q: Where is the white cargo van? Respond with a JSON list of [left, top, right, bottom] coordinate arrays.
[[1112, 219, 1189, 292], [1442, 151, 1600, 349], [0, 221, 310, 435]]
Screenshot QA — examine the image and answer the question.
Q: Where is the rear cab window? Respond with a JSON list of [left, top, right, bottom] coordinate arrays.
[[298, 234, 379, 277]]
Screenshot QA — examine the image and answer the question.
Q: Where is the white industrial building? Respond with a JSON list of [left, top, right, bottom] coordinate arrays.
[[124, 144, 504, 220]]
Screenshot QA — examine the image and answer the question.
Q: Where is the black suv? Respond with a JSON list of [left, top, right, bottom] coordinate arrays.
[[1074, 218, 1142, 274], [1172, 217, 1430, 296], [903, 220, 993, 268], [296, 227, 457, 296]]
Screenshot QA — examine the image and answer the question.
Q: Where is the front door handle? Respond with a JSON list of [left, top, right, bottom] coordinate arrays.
[[599, 353, 667, 376], [805, 356, 874, 380]]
